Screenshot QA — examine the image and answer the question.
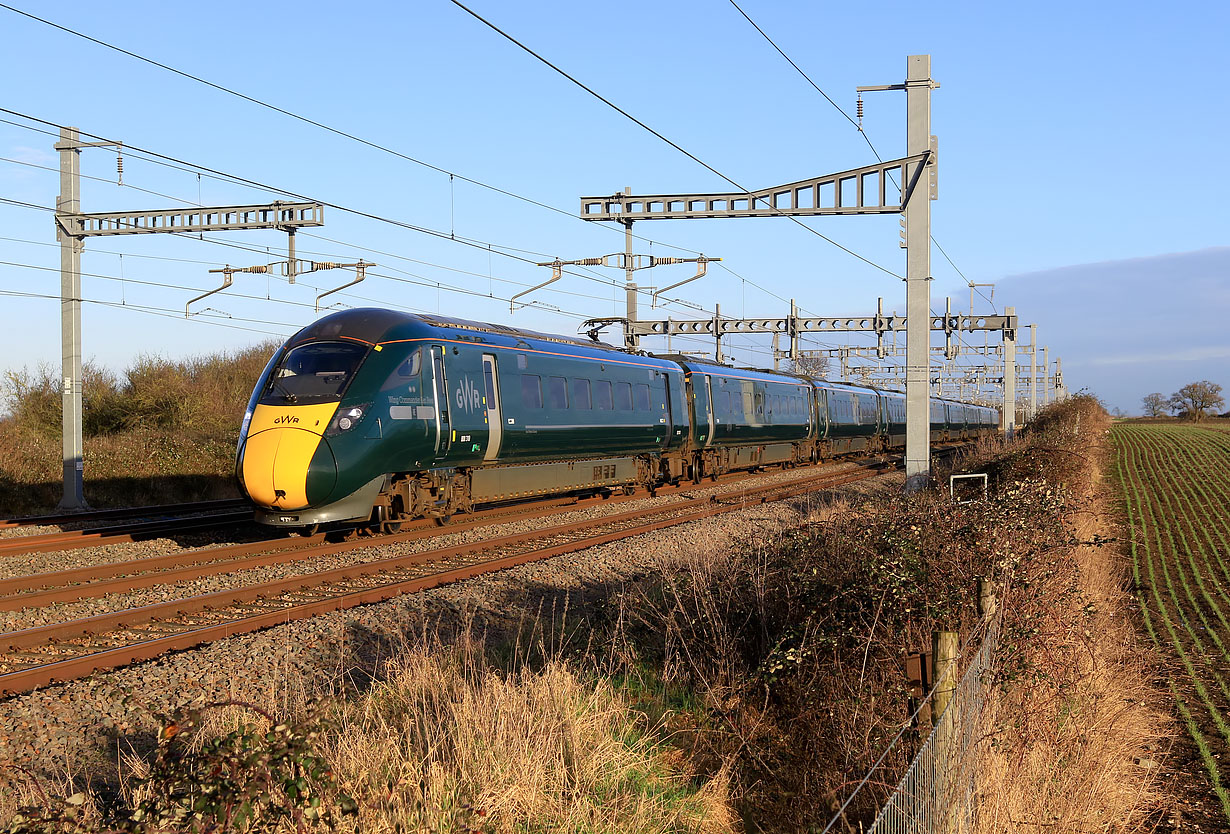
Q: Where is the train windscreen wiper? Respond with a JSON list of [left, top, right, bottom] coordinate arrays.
[[267, 377, 298, 403]]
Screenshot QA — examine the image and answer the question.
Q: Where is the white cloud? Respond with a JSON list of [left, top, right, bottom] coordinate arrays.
[[7, 145, 54, 166], [1084, 345, 1230, 366]]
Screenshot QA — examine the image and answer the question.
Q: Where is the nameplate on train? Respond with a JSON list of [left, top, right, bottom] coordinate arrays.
[[389, 405, 436, 420]]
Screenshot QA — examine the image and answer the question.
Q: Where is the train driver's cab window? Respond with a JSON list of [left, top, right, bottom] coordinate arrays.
[[262, 341, 367, 404], [521, 375, 543, 409], [397, 349, 421, 378]]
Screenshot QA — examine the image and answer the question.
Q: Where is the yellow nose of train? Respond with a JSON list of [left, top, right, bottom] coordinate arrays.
[[240, 403, 339, 510]]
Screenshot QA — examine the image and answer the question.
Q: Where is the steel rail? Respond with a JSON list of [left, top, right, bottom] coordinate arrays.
[[0, 512, 254, 557], [3, 464, 879, 637], [0, 465, 797, 605], [0, 499, 248, 530], [0, 461, 895, 695]]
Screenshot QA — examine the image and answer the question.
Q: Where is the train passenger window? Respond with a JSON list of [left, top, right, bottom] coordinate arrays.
[[516, 354, 527, 370], [743, 391, 754, 416], [721, 391, 732, 415], [595, 380, 613, 410], [572, 378, 592, 409], [521, 375, 542, 409], [615, 381, 633, 411], [547, 376, 568, 409], [754, 391, 764, 417], [397, 349, 421, 378], [634, 383, 650, 411]]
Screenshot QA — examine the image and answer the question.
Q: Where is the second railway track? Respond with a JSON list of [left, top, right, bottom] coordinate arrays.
[[0, 458, 897, 697]]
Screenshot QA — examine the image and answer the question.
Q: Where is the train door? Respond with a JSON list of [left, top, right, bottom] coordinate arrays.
[[482, 354, 502, 461], [705, 377, 715, 446], [430, 346, 451, 457], [661, 372, 674, 444]]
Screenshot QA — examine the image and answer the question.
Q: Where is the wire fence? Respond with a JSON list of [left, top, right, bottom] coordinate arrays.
[[863, 613, 1001, 834]]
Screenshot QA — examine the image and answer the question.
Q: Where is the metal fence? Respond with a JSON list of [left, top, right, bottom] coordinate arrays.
[[864, 614, 1001, 834]]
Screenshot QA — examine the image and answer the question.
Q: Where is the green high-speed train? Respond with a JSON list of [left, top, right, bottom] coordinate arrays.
[[236, 309, 999, 533]]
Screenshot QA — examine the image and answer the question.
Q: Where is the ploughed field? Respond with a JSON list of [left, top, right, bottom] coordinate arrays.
[[1113, 422, 1230, 816]]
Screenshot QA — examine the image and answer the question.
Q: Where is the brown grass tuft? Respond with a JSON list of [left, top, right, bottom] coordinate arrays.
[[323, 632, 733, 832], [0, 342, 277, 513], [972, 398, 1167, 832]]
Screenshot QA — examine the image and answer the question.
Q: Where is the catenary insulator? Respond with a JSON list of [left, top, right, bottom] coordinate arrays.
[[116, 152, 123, 185]]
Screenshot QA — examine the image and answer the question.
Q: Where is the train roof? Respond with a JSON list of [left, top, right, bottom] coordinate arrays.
[[287, 309, 681, 369], [672, 360, 812, 386]]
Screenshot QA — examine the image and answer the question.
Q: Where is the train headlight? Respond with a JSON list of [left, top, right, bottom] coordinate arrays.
[[326, 405, 367, 436]]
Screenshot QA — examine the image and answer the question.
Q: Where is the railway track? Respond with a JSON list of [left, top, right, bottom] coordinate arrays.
[[0, 458, 897, 696], [0, 512, 255, 557], [0, 498, 247, 530]]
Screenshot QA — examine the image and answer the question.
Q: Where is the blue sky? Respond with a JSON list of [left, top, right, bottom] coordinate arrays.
[[1, 1, 1226, 414]]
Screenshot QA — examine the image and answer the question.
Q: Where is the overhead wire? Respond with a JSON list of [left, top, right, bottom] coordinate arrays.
[[0, 5, 708, 264], [0, 109, 716, 322], [0, 153, 202, 205], [727, 0, 999, 347], [723, 0, 993, 391], [0, 3, 890, 365], [0, 136, 739, 356], [0, 288, 294, 337], [447, 0, 903, 283], [445, 0, 942, 367]]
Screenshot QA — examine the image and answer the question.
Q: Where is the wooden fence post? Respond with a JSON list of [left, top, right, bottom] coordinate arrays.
[[977, 576, 997, 620], [932, 629, 959, 831]]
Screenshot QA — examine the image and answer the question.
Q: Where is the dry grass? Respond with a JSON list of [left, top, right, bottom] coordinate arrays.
[[971, 403, 1168, 832], [0, 395, 1170, 833], [7, 629, 736, 833], [321, 632, 734, 833], [0, 343, 276, 513]]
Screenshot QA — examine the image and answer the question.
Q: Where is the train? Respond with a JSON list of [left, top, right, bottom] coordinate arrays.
[[235, 308, 1000, 533]]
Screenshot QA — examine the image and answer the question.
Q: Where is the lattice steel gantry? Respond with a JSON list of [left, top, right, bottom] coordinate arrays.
[[53, 126, 324, 509], [579, 55, 940, 490]]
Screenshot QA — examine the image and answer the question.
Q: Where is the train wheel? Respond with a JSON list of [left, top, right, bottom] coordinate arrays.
[[433, 513, 453, 527], [295, 524, 319, 538], [381, 498, 405, 535]]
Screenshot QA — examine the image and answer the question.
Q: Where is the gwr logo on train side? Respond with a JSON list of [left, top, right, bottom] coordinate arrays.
[[273, 415, 299, 425], [454, 377, 483, 414]]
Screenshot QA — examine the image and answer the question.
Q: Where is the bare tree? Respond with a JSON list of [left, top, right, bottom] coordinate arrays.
[[1169, 380, 1225, 421], [786, 353, 831, 378], [1141, 392, 1169, 418]]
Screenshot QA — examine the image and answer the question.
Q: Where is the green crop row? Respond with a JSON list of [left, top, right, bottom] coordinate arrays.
[[1112, 423, 1230, 819]]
